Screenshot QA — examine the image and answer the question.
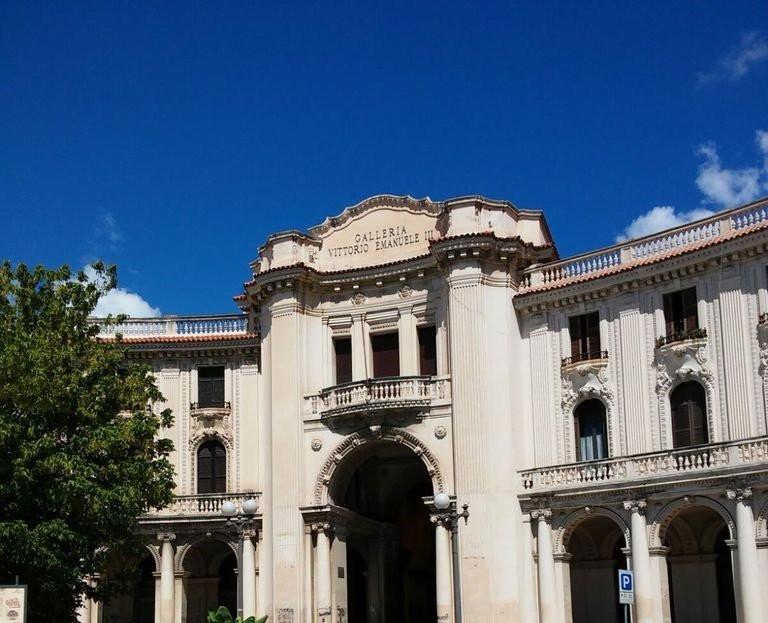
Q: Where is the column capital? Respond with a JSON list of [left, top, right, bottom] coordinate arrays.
[[726, 486, 752, 502], [430, 512, 453, 528], [623, 499, 648, 514], [157, 532, 176, 543], [311, 522, 332, 535], [530, 508, 552, 521]]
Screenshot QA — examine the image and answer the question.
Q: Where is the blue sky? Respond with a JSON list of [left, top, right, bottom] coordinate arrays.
[[2, 1, 767, 316]]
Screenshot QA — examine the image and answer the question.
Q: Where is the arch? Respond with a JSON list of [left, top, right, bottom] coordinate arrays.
[[564, 390, 615, 464], [554, 506, 630, 555], [656, 362, 717, 449], [196, 439, 227, 494], [755, 497, 768, 538], [144, 543, 161, 573], [670, 381, 708, 447], [176, 534, 238, 572], [189, 431, 234, 494], [650, 496, 735, 547], [313, 426, 444, 505]]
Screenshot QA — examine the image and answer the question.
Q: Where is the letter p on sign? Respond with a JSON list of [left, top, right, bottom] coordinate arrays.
[[618, 569, 634, 604]]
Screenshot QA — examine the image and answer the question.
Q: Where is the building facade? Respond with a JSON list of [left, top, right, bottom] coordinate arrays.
[[88, 195, 768, 623]]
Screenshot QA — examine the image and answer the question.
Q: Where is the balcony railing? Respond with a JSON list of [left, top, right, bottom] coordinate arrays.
[[190, 401, 231, 411], [95, 314, 249, 339], [144, 492, 261, 518], [655, 328, 707, 348], [519, 437, 768, 493], [561, 350, 608, 367], [306, 375, 451, 418], [520, 198, 768, 291]]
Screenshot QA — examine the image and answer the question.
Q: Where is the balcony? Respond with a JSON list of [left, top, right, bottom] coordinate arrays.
[[519, 436, 768, 494], [94, 313, 250, 339], [561, 350, 608, 367], [144, 492, 262, 519], [655, 327, 707, 348], [305, 375, 451, 426]]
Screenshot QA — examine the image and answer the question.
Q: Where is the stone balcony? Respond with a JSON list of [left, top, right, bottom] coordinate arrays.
[[519, 436, 768, 494], [143, 492, 262, 521], [305, 375, 451, 427]]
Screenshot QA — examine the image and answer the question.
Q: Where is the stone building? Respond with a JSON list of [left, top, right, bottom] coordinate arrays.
[[87, 194, 768, 623]]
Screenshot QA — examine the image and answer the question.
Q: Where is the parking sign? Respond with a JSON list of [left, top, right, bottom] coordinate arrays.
[[618, 569, 634, 605]]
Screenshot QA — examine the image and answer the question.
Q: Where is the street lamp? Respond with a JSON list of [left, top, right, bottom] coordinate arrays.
[[433, 493, 469, 623], [222, 498, 259, 619]]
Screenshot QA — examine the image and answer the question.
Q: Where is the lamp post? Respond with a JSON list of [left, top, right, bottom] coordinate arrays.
[[433, 492, 469, 623], [221, 498, 259, 620]]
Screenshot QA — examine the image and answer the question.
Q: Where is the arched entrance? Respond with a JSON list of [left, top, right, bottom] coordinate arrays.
[[329, 439, 437, 623], [101, 553, 156, 623], [663, 504, 736, 623], [182, 538, 237, 622], [565, 514, 627, 623]]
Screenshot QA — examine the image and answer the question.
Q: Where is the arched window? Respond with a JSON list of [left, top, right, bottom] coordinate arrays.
[[671, 382, 708, 447], [197, 440, 226, 494], [575, 400, 608, 461]]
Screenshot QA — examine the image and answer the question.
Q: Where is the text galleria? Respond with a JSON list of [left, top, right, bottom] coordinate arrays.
[[326, 226, 434, 258]]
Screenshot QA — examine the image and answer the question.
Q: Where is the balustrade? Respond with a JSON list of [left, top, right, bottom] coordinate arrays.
[[520, 437, 768, 492], [95, 314, 249, 338], [306, 375, 451, 417], [520, 199, 768, 291], [146, 492, 260, 517]]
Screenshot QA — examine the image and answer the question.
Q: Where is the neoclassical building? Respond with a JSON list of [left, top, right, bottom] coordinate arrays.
[[87, 194, 768, 623]]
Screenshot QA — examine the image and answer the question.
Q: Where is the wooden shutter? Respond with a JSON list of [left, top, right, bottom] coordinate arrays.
[[198, 367, 225, 406], [371, 332, 399, 378], [585, 312, 601, 358], [198, 441, 226, 494], [418, 326, 437, 376], [213, 443, 226, 493], [569, 316, 583, 360], [334, 338, 352, 384], [681, 287, 699, 333], [671, 382, 707, 447], [663, 292, 676, 337]]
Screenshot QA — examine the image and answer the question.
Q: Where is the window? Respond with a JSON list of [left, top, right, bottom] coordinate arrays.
[[334, 337, 352, 384], [663, 287, 699, 338], [569, 312, 601, 363], [671, 382, 708, 447], [198, 366, 225, 407], [371, 331, 399, 378], [197, 440, 226, 494], [418, 325, 437, 376], [574, 400, 608, 461]]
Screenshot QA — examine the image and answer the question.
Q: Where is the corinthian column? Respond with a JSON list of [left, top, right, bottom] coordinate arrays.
[[532, 508, 558, 623], [158, 533, 176, 623], [623, 500, 654, 623], [242, 529, 258, 619], [727, 487, 761, 623], [314, 523, 332, 623]]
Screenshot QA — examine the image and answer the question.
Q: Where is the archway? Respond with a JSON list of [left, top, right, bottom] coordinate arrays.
[[182, 538, 237, 622], [330, 439, 437, 623], [101, 553, 156, 623], [663, 505, 736, 623], [565, 514, 627, 623]]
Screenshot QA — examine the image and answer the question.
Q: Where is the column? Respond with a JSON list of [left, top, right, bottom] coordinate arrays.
[[728, 487, 761, 623], [315, 523, 332, 623], [76, 596, 90, 623], [242, 530, 258, 619], [623, 500, 654, 623], [158, 533, 176, 623], [433, 517, 454, 623], [532, 508, 558, 623], [648, 546, 671, 623], [351, 314, 367, 380]]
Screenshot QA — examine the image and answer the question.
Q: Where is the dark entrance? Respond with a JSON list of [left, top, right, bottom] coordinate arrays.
[[332, 440, 436, 623]]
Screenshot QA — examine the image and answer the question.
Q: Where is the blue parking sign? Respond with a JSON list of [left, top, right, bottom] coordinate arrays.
[[618, 569, 634, 604]]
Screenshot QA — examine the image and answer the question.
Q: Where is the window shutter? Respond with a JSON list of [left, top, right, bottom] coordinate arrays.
[[371, 332, 400, 378], [682, 287, 699, 333], [334, 338, 352, 384], [418, 326, 437, 376]]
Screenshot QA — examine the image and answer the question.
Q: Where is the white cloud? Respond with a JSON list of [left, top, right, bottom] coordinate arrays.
[[614, 206, 715, 243], [695, 131, 768, 208], [698, 31, 768, 83], [83, 265, 161, 318]]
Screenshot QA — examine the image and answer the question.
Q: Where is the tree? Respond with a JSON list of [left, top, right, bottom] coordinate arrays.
[[0, 262, 175, 621]]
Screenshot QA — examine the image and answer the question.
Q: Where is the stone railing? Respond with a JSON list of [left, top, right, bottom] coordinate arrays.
[[145, 492, 261, 517], [95, 314, 249, 338], [306, 375, 451, 417], [520, 199, 768, 290], [520, 437, 768, 492]]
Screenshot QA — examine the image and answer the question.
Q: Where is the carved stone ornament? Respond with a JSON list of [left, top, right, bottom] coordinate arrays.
[[350, 293, 366, 305], [398, 284, 413, 298], [311, 438, 323, 452], [189, 407, 233, 447], [434, 425, 447, 439], [561, 359, 612, 410], [655, 337, 711, 394]]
